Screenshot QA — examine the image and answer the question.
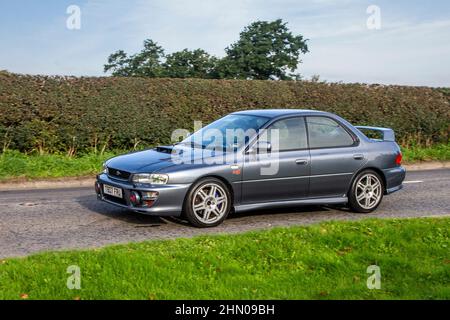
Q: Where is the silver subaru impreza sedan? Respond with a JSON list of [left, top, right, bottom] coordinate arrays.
[[95, 109, 406, 227]]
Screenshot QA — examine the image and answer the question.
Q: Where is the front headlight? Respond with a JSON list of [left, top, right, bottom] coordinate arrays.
[[132, 173, 169, 185], [102, 162, 108, 174]]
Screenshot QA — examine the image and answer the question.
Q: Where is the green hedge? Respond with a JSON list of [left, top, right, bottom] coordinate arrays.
[[0, 71, 449, 154]]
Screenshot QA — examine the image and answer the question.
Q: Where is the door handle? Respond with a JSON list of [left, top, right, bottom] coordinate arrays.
[[353, 154, 365, 160], [295, 159, 309, 165]]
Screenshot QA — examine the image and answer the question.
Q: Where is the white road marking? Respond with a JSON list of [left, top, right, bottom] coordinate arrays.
[[403, 181, 424, 184]]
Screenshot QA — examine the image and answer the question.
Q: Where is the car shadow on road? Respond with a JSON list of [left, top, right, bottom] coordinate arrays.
[[75, 194, 168, 227], [76, 194, 351, 228], [230, 204, 347, 219], [230, 204, 354, 223]]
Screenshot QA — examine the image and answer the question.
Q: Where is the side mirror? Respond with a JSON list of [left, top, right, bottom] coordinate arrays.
[[247, 141, 272, 154]]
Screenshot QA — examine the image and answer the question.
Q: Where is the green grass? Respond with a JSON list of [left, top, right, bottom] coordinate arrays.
[[0, 144, 449, 181], [0, 218, 448, 300], [402, 144, 450, 162], [0, 150, 115, 181]]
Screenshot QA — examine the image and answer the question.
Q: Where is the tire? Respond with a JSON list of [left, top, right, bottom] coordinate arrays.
[[183, 178, 232, 228], [348, 170, 385, 213]]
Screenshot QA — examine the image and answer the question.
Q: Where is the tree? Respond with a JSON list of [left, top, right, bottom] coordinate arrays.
[[163, 49, 217, 78], [103, 50, 131, 76], [218, 19, 309, 80], [104, 40, 165, 77], [104, 19, 309, 80]]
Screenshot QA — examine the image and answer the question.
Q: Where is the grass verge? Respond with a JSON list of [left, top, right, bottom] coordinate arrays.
[[0, 144, 449, 181], [0, 218, 448, 300], [0, 150, 114, 181], [401, 144, 450, 162]]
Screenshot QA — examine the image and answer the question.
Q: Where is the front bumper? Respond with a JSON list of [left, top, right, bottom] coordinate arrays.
[[95, 173, 190, 216]]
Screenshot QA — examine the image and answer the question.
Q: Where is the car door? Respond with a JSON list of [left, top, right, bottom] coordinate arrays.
[[241, 117, 310, 204], [306, 116, 365, 198]]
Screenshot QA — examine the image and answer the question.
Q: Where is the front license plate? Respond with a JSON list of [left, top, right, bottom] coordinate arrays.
[[103, 184, 123, 198]]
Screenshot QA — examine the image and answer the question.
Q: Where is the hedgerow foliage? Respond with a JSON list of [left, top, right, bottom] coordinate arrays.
[[0, 71, 448, 155]]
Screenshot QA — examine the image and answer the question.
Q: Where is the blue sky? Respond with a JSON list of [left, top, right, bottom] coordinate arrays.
[[1, 0, 449, 86]]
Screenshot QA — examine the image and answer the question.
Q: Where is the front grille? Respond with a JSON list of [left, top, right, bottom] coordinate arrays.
[[107, 167, 131, 180]]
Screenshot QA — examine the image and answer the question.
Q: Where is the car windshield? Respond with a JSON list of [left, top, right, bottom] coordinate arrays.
[[180, 114, 270, 152]]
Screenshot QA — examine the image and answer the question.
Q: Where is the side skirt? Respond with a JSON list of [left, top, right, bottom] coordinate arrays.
[[234, 197, 348, 213]]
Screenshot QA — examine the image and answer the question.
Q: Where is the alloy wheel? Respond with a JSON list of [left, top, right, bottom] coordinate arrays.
[[355, 173, 383, 210], [192, 183, 228, 224]]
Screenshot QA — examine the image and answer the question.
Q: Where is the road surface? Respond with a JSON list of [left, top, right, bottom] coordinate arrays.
[[0, 169, 449, 258]]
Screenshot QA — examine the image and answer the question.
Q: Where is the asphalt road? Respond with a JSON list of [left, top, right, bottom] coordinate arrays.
[[0, 169, 449, 259]]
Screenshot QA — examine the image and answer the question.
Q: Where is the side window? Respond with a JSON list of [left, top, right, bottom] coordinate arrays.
[[265, 117, 308, 151], [306, 117, 355, 149]]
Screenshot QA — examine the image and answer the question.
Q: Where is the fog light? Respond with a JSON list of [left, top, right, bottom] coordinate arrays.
[[129, 191, 141, 205], [95, 182, 101, 195], [143, 200, 155, 207], [141, 191, 159, 200]]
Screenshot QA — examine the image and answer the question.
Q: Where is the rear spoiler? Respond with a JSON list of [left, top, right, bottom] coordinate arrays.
[[355, 126, 396, 142]]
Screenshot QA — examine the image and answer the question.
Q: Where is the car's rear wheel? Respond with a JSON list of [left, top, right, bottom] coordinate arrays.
[[348, 170, 384, 213], [183, 178, 231, 228]]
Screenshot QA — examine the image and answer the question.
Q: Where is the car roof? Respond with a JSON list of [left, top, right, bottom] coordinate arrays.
[[232, 109, 328, 119]]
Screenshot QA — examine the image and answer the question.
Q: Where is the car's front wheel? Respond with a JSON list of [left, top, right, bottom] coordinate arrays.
[[183, 178, 232, 228], [348, 170, 384, 213]]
